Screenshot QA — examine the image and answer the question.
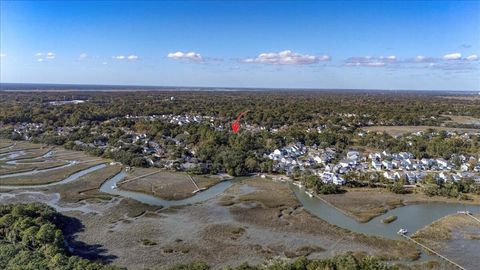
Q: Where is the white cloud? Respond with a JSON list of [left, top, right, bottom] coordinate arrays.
[[0, 53, 6, 59], [78, 53, 88, 60], [242, 50, 330, 65], [46, 52, 55, 59], [167, 51, 203, 62], [345, 56, 396, 67], [113, 54, 139, 61], [466, 54, 478, 61], [35, 51, 55, 62], [443, 53, 462, 60]]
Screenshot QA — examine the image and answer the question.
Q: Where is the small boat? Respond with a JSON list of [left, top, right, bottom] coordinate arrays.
[[111, 184, 117, 189], [397, 228, 408, 235], [192, 187, 207, 194], [306, 191, 314, 198]]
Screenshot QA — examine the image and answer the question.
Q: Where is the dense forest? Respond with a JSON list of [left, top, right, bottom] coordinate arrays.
[[0, 91, 479, 176], [0, 203, 124, 270], [1, 90, 480, 127]]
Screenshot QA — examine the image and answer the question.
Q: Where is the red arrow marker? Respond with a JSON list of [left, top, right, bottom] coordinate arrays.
[[232, 121, 240, 134], [231, 110, 248, 134]]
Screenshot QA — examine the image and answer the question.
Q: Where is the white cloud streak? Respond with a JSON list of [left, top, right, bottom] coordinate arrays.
[[345, 56, 396, 67], [78, 53, 88, 60], [443, 53, 462, 60], [113, 54, 139, 61], [35, 52, 55, 62], [466, 54, 478, 61], [242, 50, 330, 65], [167, 51, 203, 62]]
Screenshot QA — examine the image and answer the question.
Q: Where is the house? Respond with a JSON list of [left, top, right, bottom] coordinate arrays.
[[368, 152, 382, 161], [321, 172, 346, 185], [438, 172, 449, 182], [371, 160, 382, 170], [405, 172, 417, 184], [392, 160, 402, 169], [452, 175, 461, 182], [383, 171, 396, 180], [333, 175, 346, 185], [382, 160, 393, 170], [347, 151, 360, 161], [399, 152, 414, 159], [421, 158, 432, 167], [394, 171, 405, 180], [436, 158, 449, 168], [339, 160, 350, 168], [460, 164, 470, 172]]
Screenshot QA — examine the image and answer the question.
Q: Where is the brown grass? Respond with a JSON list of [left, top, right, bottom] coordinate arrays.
[[50, 164, 123, 203], [443, 115, 480, 126], [0, 160, 69, 175], [320, 189, 405, 222], [119, 168, 224, 200], [227, 179, 420, 261], [0, 161, 105, 185], [362, 125, 480, 137], [412, 213, 480, 242]]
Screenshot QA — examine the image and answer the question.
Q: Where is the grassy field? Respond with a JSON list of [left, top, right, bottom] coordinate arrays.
[[362, 125, 480, 137], [412, 213, 480, 243], [381, 215, 397, 224], [119, 168, 225, 200], [0, 140, 14, 149], [319, 188, 405, 222], [10, 147, 53, 160], [443, 115, 480, 126], [0, 161, 105, 185], [236, 177, 299, 208], [0, 160, 70, 175], [411, 212, 480, 269]]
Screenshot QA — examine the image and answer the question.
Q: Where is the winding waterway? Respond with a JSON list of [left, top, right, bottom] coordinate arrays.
[[99, 171, 233, 207], [0, 161, 76, 179], [1, 150, 479, 242], [291, 185, 480, 240], [0, 163, 106, 189]]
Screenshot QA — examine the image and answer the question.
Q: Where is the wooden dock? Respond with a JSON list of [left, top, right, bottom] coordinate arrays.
[[399, 233, 466, 270], [119, 170, 162, 185], [466, 213, 480, 224]]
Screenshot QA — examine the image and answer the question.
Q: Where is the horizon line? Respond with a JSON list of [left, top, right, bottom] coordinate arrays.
[[0, 82, 478, 93]]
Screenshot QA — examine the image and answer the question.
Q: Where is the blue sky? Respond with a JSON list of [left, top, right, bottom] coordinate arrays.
[[0, 0, 479, 90]]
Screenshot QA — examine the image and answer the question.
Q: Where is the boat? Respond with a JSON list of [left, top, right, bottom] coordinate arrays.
[[306, 191, 314, 198], [192, 187, 207, 194], [111, 184, 117, 189], [397, 228, 408, 235]]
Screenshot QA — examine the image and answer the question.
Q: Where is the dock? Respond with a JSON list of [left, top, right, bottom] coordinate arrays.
[[187, 174, 206, 193], [398, 231, 466, 270], [458, 211, 480, 224], [119, 170, 162, 185]]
